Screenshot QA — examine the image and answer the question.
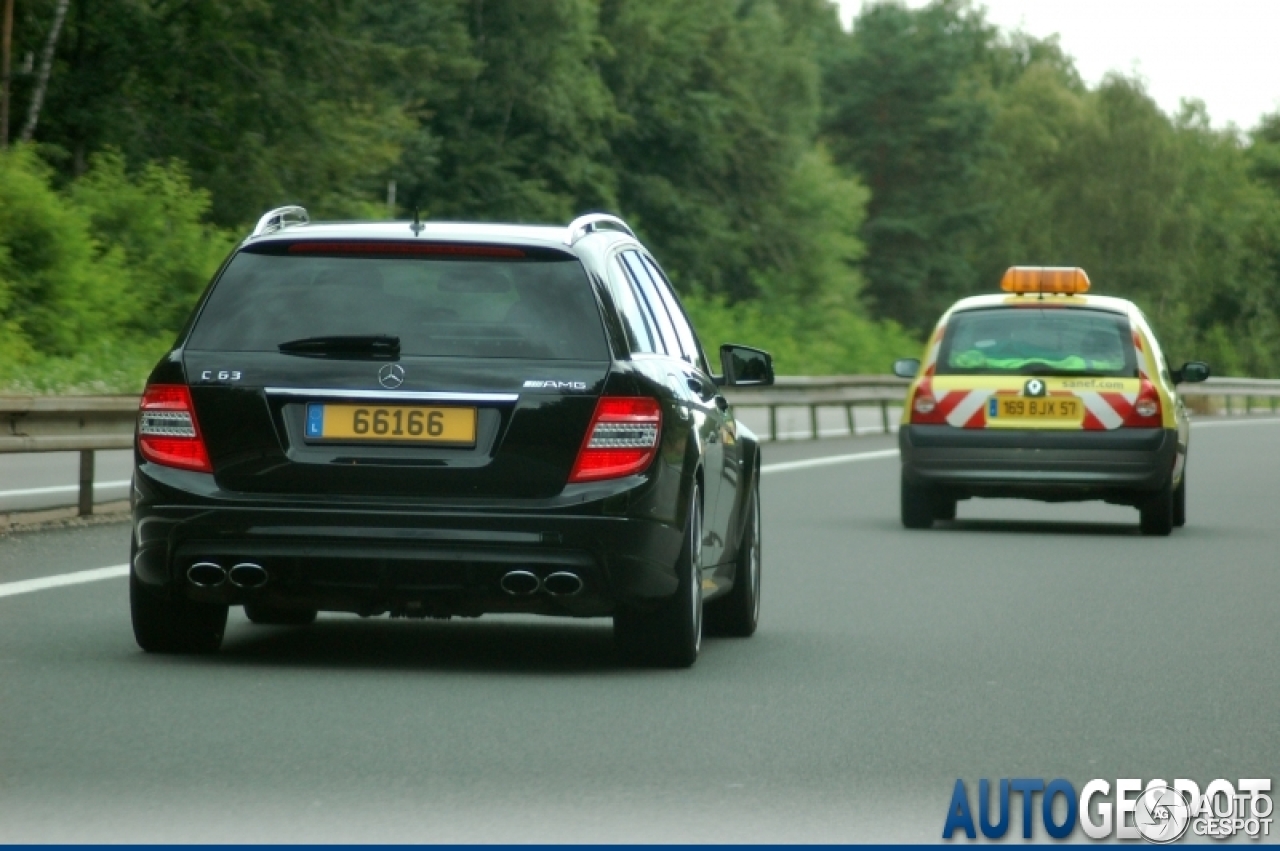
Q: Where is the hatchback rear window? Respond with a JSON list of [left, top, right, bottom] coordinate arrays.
[[187, 247, 608, 360], [937, 308, 1137, 377]]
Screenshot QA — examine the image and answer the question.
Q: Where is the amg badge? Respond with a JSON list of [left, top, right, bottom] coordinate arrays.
[[523, 380, 588, 390]]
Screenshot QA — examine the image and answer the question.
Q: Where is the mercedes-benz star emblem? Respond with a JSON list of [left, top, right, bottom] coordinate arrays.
[[378, 363, 405, 389], [1024, 378, 1046, 397]]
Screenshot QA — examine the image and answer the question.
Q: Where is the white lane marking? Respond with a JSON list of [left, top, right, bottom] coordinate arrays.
[[1191, 417, 1280, 428], [761, 448, 899, 475], [0, 479, 131, 499], [0, 564, 129, 600]]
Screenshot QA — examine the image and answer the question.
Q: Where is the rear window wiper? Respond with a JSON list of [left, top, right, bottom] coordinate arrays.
[[277, 334, 400, 358]]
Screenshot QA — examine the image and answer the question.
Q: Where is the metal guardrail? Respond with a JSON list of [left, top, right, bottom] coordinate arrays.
[[3, 375, 1278, 516], [722, 375, 1280, 441], [0, 395, 136, 516], [722, 375, 910, 441]]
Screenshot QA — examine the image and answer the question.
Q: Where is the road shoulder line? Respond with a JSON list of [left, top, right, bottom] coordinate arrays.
[[0, 564, 129, 600], [761, 448, 899, 475]]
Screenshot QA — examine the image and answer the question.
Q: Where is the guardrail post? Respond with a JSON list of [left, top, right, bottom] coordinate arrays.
[[78, 449, 94, 516], [768, 405, 777, 442], [845, 404, 855, 437], [880, 400, 890, 434], [809, 404, 819, 440], [1224, 395, 1232, 416]]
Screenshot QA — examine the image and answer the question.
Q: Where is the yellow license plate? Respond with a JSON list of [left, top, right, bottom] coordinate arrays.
[[305, 403, 476, 445], [990, 397, 1083, 423]]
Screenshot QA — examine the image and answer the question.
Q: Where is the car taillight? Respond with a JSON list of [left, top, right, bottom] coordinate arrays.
[[1124, 379, 1163, 427], [138, 384, 212, 473], [568, 397, 662, 483], [908, 381, 947, 425]]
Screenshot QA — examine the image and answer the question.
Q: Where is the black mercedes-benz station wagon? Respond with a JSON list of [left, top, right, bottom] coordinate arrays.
[[130, 208, 773, 667]]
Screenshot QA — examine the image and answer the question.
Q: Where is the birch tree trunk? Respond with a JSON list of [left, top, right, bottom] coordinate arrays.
[[19, 0, 70, 143]]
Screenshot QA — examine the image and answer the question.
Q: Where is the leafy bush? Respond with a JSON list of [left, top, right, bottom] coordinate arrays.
[[0, 147, 234, 394]]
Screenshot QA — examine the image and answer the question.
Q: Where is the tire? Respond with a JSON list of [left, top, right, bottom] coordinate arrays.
[[130, 567, 228, 654], [614, 484, 703, 668], [1172, 471, 1186, 528], [1139, 479, 1175, 536], [706, 477, 761, 638], [245, 603, 318, 626], [901, 473, 935, 529]]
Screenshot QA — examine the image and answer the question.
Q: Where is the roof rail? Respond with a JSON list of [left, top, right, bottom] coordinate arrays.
[[565, 213, 635, 246], [252, 205, 310, 237]]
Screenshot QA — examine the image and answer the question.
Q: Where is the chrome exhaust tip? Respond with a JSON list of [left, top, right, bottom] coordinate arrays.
[[187, 562, 227, 588], [543, 571, 583, 596], [499, 570, 540, 596], [227, 562, 269, 589]]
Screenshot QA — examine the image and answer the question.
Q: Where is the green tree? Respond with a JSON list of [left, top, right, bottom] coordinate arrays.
[[822, 0, 998, 331]]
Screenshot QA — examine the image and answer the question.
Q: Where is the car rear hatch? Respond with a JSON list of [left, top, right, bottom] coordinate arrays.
[[910, 306, 1159, 431], [178, 238, 611, 500]]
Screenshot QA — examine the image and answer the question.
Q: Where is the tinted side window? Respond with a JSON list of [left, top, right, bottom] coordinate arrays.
[[621, 252, 679, 358], [640, 256, 703, 368], [606, 256, 657, 354]]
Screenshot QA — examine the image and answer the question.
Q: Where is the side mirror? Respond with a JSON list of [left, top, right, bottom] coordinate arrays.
[[893, 358, 921, 379], [1173, 361, 1210, 384], [719, 344, 775, 387]]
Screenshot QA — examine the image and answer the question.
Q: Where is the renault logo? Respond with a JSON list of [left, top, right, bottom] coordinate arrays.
[[1024, 378, 1046, 397], [378, 363, 405, 389]]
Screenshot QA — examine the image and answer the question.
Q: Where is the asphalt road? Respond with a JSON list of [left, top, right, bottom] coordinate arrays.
[[1, 419, 1277, 841]]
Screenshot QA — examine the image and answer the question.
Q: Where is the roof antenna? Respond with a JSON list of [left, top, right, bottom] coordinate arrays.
[[410, 207, 423, 237]]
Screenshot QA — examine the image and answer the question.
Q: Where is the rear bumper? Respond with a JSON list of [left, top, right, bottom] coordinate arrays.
[[131, 463, 685, 618], [899, 425, 1178, 501]]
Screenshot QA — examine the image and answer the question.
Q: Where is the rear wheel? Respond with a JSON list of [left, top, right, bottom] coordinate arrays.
[[1139, 479, 1175, 536], [130, 567, 227, 654], [706, 477, 761, 638], [901, 473, 935, 529], [244, 603, 318, 626], [1172, 472, 1187, 527], [615, 484, 703, 668]]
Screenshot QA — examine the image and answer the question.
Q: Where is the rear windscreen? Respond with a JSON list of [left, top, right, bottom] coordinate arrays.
[[937, 308, 1137, 377], [186, 250, 608, 360]]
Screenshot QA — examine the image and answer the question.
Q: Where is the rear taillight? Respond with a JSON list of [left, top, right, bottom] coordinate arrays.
[[138, 384, 212, 473], [908, 381, 947, 425], [1124, 379, 1163, 427], [568, 397, 662, 483]]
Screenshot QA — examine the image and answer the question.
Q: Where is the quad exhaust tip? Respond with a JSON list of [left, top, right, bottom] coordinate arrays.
[[227, 562, 269, 589], [543, 571, 584, 596], [499, 570, 540, 596], [187, 562, 227, 588]]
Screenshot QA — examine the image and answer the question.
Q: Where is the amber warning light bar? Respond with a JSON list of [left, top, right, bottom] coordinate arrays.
[[1001, 266, 1091, 294]]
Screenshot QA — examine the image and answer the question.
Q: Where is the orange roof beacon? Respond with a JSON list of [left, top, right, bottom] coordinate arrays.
[[890, 266, 1211, 536]]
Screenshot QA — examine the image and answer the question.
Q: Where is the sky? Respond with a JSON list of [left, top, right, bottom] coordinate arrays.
[[837, 1, 1280, 132]]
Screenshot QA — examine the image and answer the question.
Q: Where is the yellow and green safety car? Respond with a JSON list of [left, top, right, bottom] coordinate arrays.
[[893, 266, 1210, 536]]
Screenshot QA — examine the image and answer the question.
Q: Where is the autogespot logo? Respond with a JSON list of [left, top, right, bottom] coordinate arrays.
[[942, 777, 1273, 842], [1133, 784, 1191, 843]]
